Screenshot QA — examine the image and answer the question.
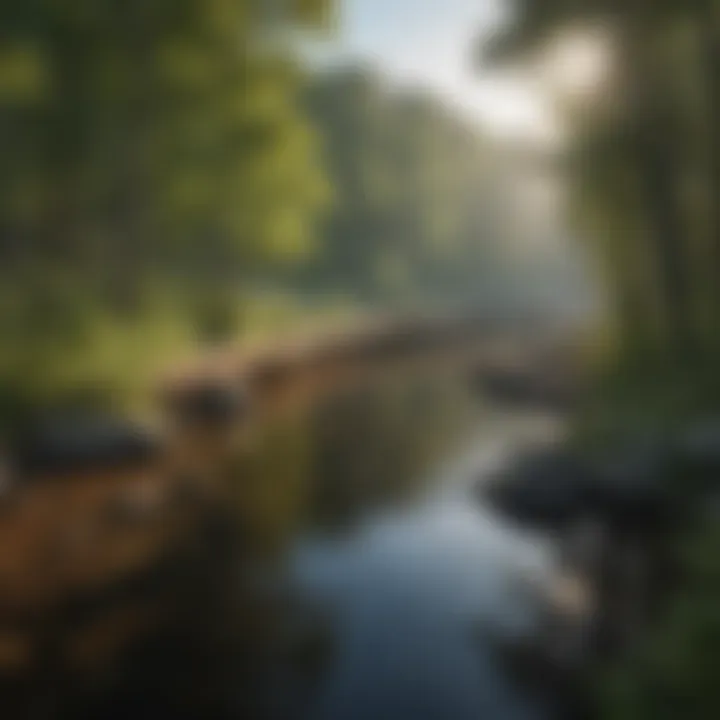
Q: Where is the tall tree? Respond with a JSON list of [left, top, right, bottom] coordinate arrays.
[[485, 0, 716, 361], [0, 0, 333, 404]]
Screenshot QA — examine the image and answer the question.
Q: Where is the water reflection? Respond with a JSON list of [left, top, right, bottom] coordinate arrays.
[[231, 365, 486, 551], [0, 358, 575, 720], [281, 423, 563, 720]]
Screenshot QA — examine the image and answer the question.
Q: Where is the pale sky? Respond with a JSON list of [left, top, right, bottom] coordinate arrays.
[[320, 0, 559, 142]]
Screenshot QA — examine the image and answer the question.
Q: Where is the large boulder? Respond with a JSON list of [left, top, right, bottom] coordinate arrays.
[[480, 440, 675, 533], [674, 419, 720, 496], [584, 439, 675, 533], [11, 412, 161, 477], [481, 447, 597, 528]]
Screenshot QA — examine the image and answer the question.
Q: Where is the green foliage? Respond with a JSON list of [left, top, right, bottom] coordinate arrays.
[[0, 0, 331, 414], [602, 519, 720, 719], [0, 0, 329, 273], [490, 4, 720, 717], [0, 0, 587, 419]]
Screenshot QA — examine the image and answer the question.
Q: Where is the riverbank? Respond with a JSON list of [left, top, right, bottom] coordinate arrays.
[[0, 308, 620, 720], [0, 317, 579, 709]]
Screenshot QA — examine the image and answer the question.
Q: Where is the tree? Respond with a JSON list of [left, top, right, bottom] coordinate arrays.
[[485, 0, 720, 364], [0, 0, 332, 405]]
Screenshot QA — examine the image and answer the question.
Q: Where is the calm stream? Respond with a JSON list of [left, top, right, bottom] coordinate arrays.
[[235, 362, 570, 720], [10, 357, 578, 720]]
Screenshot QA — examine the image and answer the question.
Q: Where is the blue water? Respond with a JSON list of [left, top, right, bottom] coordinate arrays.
[[287, 420, 566, 720]]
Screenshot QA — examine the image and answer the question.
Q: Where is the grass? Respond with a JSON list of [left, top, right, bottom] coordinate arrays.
[[0, 287, 363, 428]]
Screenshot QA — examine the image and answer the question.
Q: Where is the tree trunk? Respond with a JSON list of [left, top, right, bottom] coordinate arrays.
[[622, 10, 693, 361], [698, 5, 720, 341]]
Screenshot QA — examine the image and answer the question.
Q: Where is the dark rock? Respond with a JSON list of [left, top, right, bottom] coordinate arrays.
[[480, 440, 675, 533], [472, 366, 580, 413], [362, 320, 435, 357], [674, 419, 720, 494], [676, 420, 720, 458], [11, 413, 161, 477], [481, 447, 597, 528], [246, 357, 296, 395], [584, 440, 674, 532], [167, 382, 248, 427]]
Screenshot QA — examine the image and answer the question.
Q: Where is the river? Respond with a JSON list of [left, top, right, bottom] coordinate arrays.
[[233, 361, 577, 720], [2, 352, 588, 720]]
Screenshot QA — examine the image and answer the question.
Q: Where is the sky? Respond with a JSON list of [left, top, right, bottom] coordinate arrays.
[[319, 0, 559, 142]]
